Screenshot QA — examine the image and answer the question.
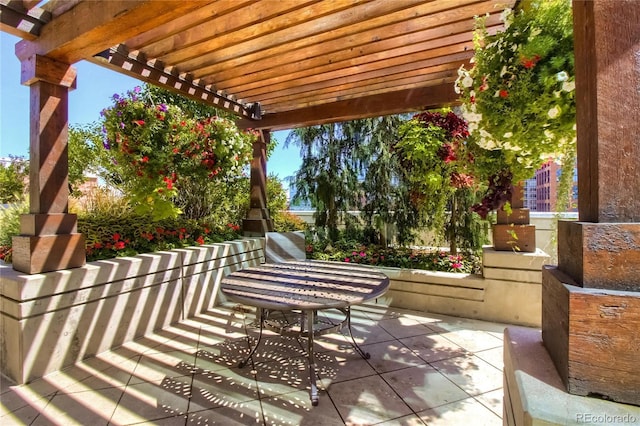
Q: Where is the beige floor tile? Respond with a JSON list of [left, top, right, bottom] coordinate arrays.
[[378, 316, 435, 339], [475, 347, 505, 371], [254, 356, 315, 398], [328, 375, 412, 425], [129, 351, 197, 386], [474, 389, 504, 417], [382, 364, 469, 412], [0, 390, 54, 424], [361, 340, 427, 373], [187, 399, 262, 425], [261, 390, 345, 425], [430, 355, 503, 396], [189, 368, 258, 412], [343, 322, 395, 346], [193, 337, 252, 372], [31, 386, 122, 426], [1, 404, 45, 426], [375, 413, 427, 426], [110, 378, 191, 425], [400, 334, 469, 363], [439, 329, 503, 353], [417, 396, 502, 426], [316, 349, 378, 385]]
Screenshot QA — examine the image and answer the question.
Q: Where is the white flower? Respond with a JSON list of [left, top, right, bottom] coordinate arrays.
[[548, 106, 561, 119], [544, 129, 554, 139], [468, 122, 478, 133], [503, 132, 513, 138], [462, 75, 473, 88], [562, 81, 575, 92], [554, 90, 561, 98], [556, 71, 569, 81], [500, 65, 508, 77], [530, 27, 542, 38]]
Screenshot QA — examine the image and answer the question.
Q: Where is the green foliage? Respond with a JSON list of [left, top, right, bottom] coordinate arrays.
[[287, 122, 366, 241], [272, 211, 307, 232], [287, 116, 414, 244], [0, 200, 28, 263], [68, 123, 102, 196], [99, 86, 255, 220], [74, 188, 240, 261], [456, 0, 575, 184], [306, 235, 480, 274], [395, 110, 487, 254], [0, 156, 28, 204]]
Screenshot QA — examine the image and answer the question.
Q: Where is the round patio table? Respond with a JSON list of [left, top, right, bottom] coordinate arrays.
[[220, 260, 390, 406]]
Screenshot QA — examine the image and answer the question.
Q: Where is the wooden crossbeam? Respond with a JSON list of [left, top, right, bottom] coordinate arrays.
[[238, 83, 459, 131], [0, 0, 49, 40], [87, 44, 259, 120]]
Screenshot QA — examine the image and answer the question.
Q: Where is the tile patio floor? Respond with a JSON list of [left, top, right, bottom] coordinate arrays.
[[1, 303, 519, 425]]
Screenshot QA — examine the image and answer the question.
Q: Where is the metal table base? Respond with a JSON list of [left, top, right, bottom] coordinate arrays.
[[237, 306, 370, 406]]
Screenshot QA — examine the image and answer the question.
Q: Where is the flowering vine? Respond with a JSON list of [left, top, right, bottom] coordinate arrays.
[[455, 0, 576, 215], [101, 87, 256, 219]]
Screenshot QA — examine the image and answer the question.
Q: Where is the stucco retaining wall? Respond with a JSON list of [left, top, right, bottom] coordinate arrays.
[[0, 238, 263, 384]]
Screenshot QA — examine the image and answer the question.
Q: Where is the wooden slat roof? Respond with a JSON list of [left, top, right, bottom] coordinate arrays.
[[1, 0, 516, 130]]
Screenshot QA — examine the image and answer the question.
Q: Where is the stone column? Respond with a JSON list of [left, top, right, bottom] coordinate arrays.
[[242, 129, 274, 236], [542, 0, 640, 405], [12, 55, 85, 274]]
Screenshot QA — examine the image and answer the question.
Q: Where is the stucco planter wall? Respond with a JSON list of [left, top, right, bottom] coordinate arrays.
[[377, 247, 549, 326], [0, 238, 263, 384]]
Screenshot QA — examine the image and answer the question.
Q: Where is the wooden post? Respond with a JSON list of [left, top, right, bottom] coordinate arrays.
[[542, 0, 640, 406], [242, 129, 274, 236], [11, 55, 85, 274]]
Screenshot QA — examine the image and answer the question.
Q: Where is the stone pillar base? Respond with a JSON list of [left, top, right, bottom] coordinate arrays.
[[12, 233, 86, 274], [542, 265, 640, 406], [504, 327, 640, 425], [558, 221, 640, 291]]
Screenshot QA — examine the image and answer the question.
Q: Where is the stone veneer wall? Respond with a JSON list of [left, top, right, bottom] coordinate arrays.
[[1, 239, 548, 385], [0, 238, 263, 385]]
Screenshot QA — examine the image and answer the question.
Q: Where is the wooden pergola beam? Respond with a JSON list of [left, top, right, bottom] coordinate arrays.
[[238, 83, 459, 130], [86, 45, 258, 119], [14, 0, 210, 63], [0, 0, 49, 40]]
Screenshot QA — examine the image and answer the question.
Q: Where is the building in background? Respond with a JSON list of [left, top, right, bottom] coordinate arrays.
[[523, 178, 537, 211]]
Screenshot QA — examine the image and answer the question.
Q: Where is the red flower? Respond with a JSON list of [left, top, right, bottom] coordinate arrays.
[[113, 233, 121, 242], [521, 55, 541, 69], [196, 236, 205, 245], [451, 262, 463, 269], [344, 257, 351, 263], [114, 241, 126, 250], [93, 242, 103, 249], [499, 89, 509, 98], [132, 119, 145, 126], [204, 227, 211, 234], [141, 156, 149, 163]]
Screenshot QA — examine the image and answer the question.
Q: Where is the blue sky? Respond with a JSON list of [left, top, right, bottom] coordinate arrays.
[[0, 32, 299, 185]]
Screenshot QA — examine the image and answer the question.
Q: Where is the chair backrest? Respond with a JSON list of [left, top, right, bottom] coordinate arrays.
[[264, 231, 306, 263]]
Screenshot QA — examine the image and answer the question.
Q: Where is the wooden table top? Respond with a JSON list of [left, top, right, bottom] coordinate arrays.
[[220, 260, 390, 311]]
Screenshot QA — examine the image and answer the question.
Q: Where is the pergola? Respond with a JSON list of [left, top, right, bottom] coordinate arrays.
[[1, 0, 638, 409]]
